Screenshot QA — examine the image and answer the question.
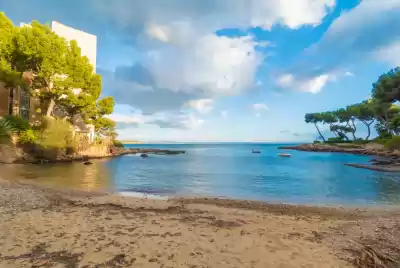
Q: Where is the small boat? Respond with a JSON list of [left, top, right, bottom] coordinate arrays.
[[278, 153, 291, 157], [252, 149, 261, 154]]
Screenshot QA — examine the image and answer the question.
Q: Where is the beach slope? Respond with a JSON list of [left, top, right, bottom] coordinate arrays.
[[0, 180, 399, 268]]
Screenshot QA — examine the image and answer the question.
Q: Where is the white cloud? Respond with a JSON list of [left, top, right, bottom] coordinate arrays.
[[282, 0, 400, 92], [184, 98, 214, 114], [252, 103, 269, 111], [344, 71, 354, 77], [143, 24, 263, 96], [110, 111, 204, 129], [107, 113, 144, 125], [94, 0, 335, 31], [92, 0, 336, 104], [375, 41, 400, 66], [145, 23, 170, 42], [277, 73, 333, 93]]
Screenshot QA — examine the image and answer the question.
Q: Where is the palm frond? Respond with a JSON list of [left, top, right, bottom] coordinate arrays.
[[0, 117, 17, 145]]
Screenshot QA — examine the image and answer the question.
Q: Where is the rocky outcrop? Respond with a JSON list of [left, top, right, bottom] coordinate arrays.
[[344, 163, 400, 172], [7, 147, 186, 164], [278, 143, 400, 172], [278, 144, 400, 158]]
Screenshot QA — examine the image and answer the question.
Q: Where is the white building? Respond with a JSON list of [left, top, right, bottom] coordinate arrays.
[[51, 21, 97, 71]]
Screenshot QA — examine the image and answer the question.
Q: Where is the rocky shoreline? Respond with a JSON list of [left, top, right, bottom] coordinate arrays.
[[12, 147, 186, 165], [279, 144, 400, 172]]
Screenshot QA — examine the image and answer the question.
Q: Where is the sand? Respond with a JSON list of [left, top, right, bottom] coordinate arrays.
[[0, 179, 399, 268]]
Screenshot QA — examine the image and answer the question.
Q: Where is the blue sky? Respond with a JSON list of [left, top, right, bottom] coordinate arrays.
[[2, 0, 400, 142]]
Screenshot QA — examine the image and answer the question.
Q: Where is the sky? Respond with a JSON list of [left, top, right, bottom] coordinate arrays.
[[1, 0, 400, 142]]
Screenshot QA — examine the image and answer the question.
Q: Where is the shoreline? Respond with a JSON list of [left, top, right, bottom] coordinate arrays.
[[279, 143, 400, 172], [1, 178, 399, 267], [10, 147, 186, 165]]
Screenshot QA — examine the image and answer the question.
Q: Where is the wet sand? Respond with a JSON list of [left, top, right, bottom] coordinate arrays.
[[0, 178, 399, 268]]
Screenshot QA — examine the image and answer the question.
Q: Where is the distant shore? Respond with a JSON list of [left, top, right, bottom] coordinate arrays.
[[279, 143, 400, 172], [0, 178, 399, 267]]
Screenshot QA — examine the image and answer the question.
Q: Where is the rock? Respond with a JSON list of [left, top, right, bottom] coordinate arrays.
[[140, 153, 149, 158], [84, 161, 93, 165]]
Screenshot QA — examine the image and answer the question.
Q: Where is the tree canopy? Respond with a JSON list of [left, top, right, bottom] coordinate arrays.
[[305, 67, 400, 142], [0, 12, 116, 138]]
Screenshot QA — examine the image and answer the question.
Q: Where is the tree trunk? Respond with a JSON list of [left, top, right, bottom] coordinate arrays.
[[8, 88, 14, 115], [46, 99, 55, 117], [314, 123, 326, 142], [350, 119, 357, 140], [362, 121, 373, 140]]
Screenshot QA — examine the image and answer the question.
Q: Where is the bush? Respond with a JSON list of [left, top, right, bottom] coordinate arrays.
[[113, 140, 124, 148], [313, 140, 321, 144], [384, 136, 400, 151], [19, 129, 38, 144], [3, 115, 30, 132], [35, 117, 75, 149]]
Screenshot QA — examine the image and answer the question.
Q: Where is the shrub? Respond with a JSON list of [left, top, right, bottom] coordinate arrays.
[[3, 115, 30, 132], [313, 140, 321, 144], [0, 117, 17, 145], [384, 136, 400, 151], [19, 129, 38, 144], [113, 140, 124, 148], [35, 117, 75, 149]]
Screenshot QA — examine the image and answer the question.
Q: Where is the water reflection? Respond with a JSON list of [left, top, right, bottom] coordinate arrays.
[[2, 143, 400, 206], [0, 160, 112, 191]]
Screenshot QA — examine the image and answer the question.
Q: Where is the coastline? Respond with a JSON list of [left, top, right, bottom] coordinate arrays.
[[9, 147, 186, 165], [0, 178, 399, 267], [279, 143, 400, 172]]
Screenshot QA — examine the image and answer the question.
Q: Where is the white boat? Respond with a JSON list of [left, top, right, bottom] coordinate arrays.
[[278, 153, 291, 157]]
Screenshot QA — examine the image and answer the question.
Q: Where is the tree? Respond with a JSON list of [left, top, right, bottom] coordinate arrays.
[[320, 112, 338, 137], [388, 115, 400, 135], [372, 67, 400, 103], [332, 109, 353, 141], [368, 99, 400, 135], [305, 113, 326, 142], [353, 102, 375, 140]]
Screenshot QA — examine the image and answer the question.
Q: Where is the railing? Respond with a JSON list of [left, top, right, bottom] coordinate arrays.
[[74, 132, 113, 154]]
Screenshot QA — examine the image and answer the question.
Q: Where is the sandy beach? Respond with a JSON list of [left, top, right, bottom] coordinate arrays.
[[0, 178, 399, 268]]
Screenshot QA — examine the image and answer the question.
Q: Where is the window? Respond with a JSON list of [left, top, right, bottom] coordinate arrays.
[[19, 90, 30, 120]]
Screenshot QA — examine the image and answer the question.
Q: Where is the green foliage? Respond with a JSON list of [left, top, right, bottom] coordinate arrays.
[[384, 136, 400, 151], [372, 67, 400, 103], [113, 140, 124, 148], [0, 117, 17, 145], [35, 117, 75, 149], [19, 129, 38, 144], [3, 115, 30, 132], [313, 140, 321, 144], [97, 97, 115, 115], [0, 12, 116, 139]]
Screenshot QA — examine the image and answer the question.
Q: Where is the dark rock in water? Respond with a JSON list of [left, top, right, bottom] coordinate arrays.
[[252, 150, 261, 154], [84, 161, 93, 165], [140, 153, 149, 158]]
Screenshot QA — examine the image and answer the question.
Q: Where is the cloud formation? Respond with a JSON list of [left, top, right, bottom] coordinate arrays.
[[279, 0, 400, 93], [184, 99, 214, 114], [109, 111, 204, 130], [92, 0, 335, 113]]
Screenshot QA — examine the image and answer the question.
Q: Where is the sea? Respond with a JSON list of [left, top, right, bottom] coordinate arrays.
[[2, 143, 400, 206]]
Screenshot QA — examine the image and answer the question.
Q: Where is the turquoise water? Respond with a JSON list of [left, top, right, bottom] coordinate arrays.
[[3, 143, 400, 206]]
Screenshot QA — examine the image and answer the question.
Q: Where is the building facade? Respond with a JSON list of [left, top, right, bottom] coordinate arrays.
[[0, 21, 97, 142]]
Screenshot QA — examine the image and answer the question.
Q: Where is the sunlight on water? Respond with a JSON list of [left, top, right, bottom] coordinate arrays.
[[1, 143, 400, 206]]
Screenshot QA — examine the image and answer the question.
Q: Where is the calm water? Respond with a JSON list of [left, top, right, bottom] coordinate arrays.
[[2, 143, 400, 206]]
